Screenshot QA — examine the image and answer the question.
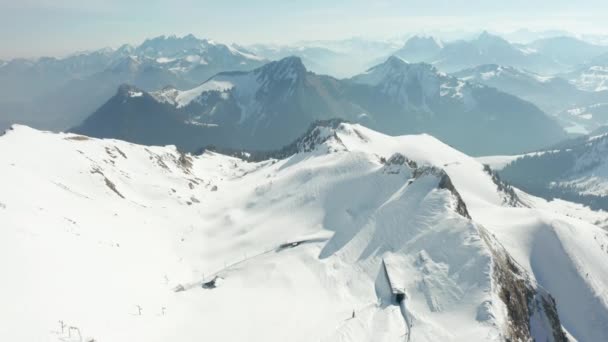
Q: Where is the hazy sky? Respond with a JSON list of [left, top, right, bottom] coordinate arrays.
[[1, 0, 607, 59]]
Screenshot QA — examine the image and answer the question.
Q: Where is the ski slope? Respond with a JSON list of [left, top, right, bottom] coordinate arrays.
[[1, 123, 607, 341]]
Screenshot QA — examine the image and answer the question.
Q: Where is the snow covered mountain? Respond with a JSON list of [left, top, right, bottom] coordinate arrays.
[[346, 56, 566, 154], [74, 57, 362, 151], [453, 64, 608, 134], [3, 121, 608, 341], [393, 32, 555, 73], [75, 56, 566, 155], [0, 34, 266, 132], [490, 129, 608, 211], [133, 34, 265, 82]]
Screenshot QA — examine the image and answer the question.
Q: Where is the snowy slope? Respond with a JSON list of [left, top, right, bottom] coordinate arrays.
[[2, 123, 608, 341]]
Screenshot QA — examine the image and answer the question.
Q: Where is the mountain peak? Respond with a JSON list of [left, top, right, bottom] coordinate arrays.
[[275, 56, 306, 70], [265, 119, 349, 158], [257, 56, 307, 81], [381, 55, 410, 70], [403, 35, 442, 48], [137, 34, 210, 56], [395, 36, 443, 63], [385, 55, 409, 67], [477, 31, 509, 44], [353, 56, 438, 87]]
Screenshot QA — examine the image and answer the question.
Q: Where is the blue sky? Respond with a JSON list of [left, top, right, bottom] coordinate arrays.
[[1, 0, 607, 59]]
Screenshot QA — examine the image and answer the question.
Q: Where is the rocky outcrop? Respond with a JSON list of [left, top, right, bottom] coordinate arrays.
[[480, 228, 568, 342], [483, 164, 525, 207], [412, 166, 471, 219]]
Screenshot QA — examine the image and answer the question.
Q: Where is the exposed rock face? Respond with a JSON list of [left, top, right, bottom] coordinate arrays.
[[203, 119, 349, 162], [483, 164, 525, 207], [480, 228, 568, 342], [437, 172, 472, 219], [412, 166, 472, 219]]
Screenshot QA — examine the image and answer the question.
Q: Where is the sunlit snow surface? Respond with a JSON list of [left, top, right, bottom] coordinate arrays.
[[1, 124, 608, 341]]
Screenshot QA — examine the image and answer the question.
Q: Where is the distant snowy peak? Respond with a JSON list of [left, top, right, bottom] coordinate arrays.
[[137, 34, 202, 55], [136, 34, 265, 62], [352, 56, 474, 106], [353, 56, 440, 87], [394, 31, 581, 74]]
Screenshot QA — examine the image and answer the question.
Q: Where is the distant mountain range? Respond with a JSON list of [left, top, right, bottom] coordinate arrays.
[[394, 32, 608, 74], [74, 56, 566, 156], [453, 64, 608, 134], [0, 34, 267, 131], [3, 32, 607, 136]]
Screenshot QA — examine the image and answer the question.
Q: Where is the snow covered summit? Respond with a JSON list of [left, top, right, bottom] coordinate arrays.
[[3, 122, 607, 341], [351, 56, 474, 108]]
